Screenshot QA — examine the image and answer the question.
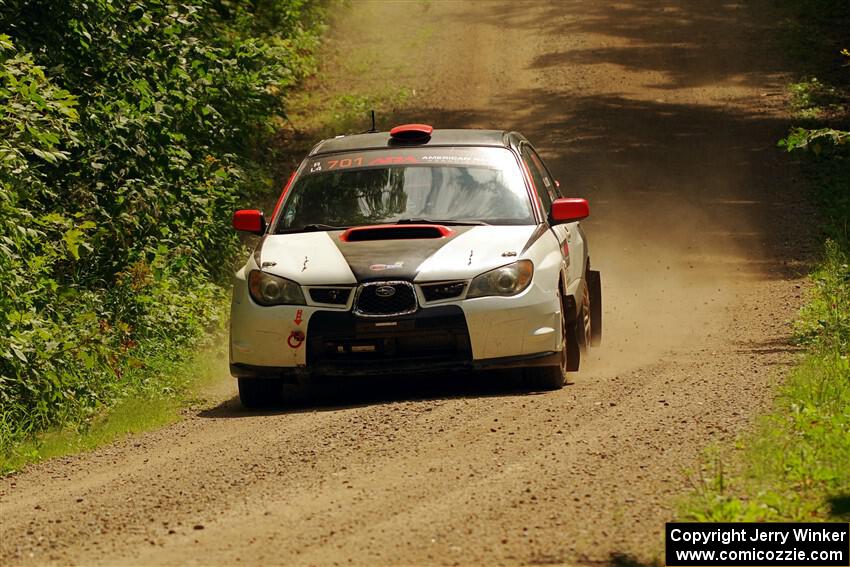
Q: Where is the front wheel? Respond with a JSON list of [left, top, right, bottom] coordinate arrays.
[[524, 364, 566, 391], [238, 378, 282, 409], [524, 294, 568, 390]]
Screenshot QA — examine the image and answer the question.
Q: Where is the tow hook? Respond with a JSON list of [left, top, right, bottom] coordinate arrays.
[[287, 330, 305, 349]]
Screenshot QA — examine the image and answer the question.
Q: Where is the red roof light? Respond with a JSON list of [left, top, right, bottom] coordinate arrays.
[[389, 123, 433, 142]]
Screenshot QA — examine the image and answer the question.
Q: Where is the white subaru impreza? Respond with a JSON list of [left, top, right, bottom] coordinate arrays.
[[230, 124, 602, 407]]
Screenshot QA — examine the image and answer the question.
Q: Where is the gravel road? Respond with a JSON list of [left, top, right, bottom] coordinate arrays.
[[0, 1, 813, 565]]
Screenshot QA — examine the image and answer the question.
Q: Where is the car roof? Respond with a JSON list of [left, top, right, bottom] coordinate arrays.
[[309, 128, 514, 156]]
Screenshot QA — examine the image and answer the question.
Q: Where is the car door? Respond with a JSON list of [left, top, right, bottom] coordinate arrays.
[[520, 143, 572, 288], [528, 145, 588, 289]]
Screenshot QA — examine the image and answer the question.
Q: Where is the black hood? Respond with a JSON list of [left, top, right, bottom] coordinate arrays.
[[329, 226, 473, 282]]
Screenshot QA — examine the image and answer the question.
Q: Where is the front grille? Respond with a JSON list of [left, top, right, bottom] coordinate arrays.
[[354, 281, 417, 317], [309, 287, 352, 305], [307, 306, 472, 369], [421, 281, 466, 302]]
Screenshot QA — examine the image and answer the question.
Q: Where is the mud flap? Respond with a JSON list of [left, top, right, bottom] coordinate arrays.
[[588, 270, 602, 346], [565, 320, 581, 372]]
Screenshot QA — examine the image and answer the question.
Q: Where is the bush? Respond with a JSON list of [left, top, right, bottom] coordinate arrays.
[[0, 1, 328, 451]]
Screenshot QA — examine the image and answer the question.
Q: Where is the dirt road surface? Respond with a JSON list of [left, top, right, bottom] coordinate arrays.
[[1, 2, 812, 565]]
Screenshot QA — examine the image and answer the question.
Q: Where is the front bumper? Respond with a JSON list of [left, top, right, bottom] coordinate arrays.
[[230, 274, 564, 376], [231, 351, 560, 379]]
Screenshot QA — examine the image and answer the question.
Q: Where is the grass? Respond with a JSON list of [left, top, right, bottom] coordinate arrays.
[[0, 337, 229, 475], [287, 87, 412, 139], [789, 77, 848, 121], [282, 2, 424, 141], [682, 346, 850, 522]]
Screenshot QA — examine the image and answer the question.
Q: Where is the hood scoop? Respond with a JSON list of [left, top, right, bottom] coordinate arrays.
[[341, 224, 454, 242]]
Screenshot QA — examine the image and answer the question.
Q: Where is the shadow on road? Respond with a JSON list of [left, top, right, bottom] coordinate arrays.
[[198, 370, 568, 419], [605, 552, 662, 567], [565, 551, 662, 567], [437, 0, 786, 91], [733, 336, 805, 359], [386, 92, 812, 282], [361, 0, 815, 286]]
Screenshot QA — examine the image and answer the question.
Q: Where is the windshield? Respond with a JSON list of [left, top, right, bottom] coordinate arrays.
[[273, 147, 534, 232]]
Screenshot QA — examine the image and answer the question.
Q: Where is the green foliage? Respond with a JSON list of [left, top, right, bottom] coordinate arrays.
[[288, 87, 413, 140], [779, 50, 849, 157], [780, 47, 849, 248], [797, 241, 850, 352], [780, 126, 849, 153], [787, 77, 847, 119], [0, 1, 328, 454]]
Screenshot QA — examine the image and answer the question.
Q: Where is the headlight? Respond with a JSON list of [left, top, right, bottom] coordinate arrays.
[[248, 270, 305, 306], [467, 260, 534, 298]]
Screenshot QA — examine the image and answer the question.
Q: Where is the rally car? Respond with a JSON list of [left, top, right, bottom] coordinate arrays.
[[230, 124, 602, 407]]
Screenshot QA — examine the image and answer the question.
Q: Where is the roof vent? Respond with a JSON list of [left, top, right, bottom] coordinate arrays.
[[389, 123, 433, 143]]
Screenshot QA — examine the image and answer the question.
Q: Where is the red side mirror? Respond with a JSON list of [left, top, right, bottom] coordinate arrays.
[[232, 210, 266, 235], [550, 198, 589, 224]]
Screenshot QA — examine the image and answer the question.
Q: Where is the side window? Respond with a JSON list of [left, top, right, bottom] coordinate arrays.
[[528, 148, 560, 202], [521, 145, 552, 210]]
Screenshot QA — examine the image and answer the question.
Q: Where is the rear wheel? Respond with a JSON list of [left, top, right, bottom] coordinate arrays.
[[588, 269, 602, 346], [238, 378, 282, 409], [578, 281, 591, 354]]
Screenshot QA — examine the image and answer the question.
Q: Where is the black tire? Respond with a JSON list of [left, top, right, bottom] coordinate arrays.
[[525, 294, 568, 390], [565, 282, 590, 370], [578, 282, 591, 355], [238, 378, 282, 409], [565, 312, 582, 372], [588, 270, 602, 346], [524, 364, 566, 391]]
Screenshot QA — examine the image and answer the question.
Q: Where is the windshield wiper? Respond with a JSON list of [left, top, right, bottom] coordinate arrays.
[[395, 218, 489, 226], [279, 223, 348, 234]]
